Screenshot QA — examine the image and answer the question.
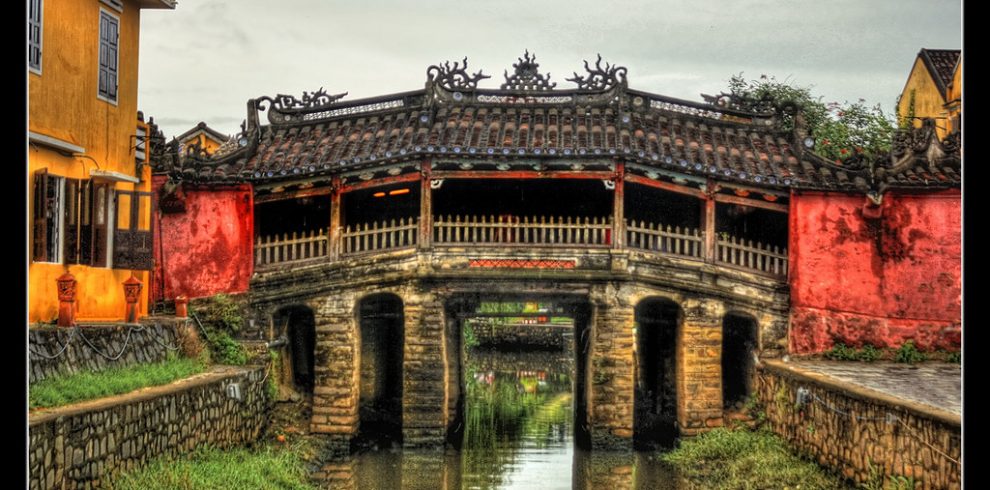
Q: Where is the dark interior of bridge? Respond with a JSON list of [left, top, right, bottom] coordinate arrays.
[[625, 183, 701, 229], [357, 293, 405, 448], [344, 183, 421, 226], [255, 196, 331, 237], [433, 179, 612, 218], [716, 203, 788, 249], [722, 313, 758, 409]]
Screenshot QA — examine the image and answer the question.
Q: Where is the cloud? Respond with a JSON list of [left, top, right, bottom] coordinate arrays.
[[138, 0, 960, 137]]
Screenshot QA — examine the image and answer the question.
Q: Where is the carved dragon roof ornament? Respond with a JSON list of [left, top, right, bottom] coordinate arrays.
[[501, 50, 556, 91], [887, 118, 959, 169], [427, 57, 491, 91], [258, 88, 348, 112], [566, 54, 628, 91]]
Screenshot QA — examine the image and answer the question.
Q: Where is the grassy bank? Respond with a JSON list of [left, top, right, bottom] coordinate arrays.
[[661, 427, 851, 489], [109, 442, 315, 490], [30, 357, 206, 409]]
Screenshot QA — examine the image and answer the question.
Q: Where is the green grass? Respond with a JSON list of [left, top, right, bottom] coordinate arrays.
[[109, 443, 315, 490], [661, 428, 851, 489], [30, 357, 206, 409]]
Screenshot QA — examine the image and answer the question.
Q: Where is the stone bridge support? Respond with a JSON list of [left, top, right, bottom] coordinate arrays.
[[310, 292, 360, 451], [402, 289, 449, 448], [587, 282, 636, 450], [677, 297, 726, 435]]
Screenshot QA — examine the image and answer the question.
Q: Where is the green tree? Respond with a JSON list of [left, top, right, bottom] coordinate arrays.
[[725, 74, 896, 163]]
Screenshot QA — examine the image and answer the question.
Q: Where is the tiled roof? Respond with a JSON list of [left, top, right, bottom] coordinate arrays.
[[163, 55, 959, 194], [176, 121, 230, 145], [919, 49, 960, 96]]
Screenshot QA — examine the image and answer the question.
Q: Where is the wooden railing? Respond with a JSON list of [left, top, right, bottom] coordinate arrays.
[[341, 217, 419, 256], [255, 229, 328, 266], [433, 215, 612, 247], [716, 235, 788, 276], [625, 220, 703, 258], [253, 216, 788, 279]]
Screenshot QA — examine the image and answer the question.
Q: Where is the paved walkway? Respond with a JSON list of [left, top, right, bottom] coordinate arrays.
[[784, 360, 960, 416]]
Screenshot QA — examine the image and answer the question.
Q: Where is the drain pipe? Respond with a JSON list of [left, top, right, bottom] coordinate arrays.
[[266, 336, 288, 349]]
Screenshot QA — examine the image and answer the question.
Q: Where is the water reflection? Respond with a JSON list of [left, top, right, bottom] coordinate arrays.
[[315, 349, 682, 489]]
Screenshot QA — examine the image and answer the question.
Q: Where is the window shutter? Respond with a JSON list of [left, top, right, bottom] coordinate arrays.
[[32, 170, 49, 262], [112, 190, 154, 270], [63, 178, 81, 264], [91, 183, 110, 267]]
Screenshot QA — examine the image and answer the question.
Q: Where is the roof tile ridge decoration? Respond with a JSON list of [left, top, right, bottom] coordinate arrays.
[[501, 50, 556, 91]]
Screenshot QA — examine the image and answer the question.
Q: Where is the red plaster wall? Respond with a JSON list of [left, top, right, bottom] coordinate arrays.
[[789, 190, 960, 353], [153, 179, 254, 300]]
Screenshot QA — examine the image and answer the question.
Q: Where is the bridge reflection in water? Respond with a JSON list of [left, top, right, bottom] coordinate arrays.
[[315, 349, 684, 489]]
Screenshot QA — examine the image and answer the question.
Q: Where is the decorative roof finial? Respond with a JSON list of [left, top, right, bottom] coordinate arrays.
[[427, 57, 490, 91], [501, 50, 556, 91], [566, 54, 627, 91]]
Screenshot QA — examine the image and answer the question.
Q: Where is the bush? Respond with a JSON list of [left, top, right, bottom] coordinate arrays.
[[859, 344, 882, 362], [208, 331, 248, 366], [946, 351, 961, 364], [894, 341, 927, 364], [197, 294, 244, 334], [825, 343, 858, 361]]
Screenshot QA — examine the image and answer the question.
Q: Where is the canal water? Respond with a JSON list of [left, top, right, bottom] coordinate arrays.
[[316, 348, 683, 489]]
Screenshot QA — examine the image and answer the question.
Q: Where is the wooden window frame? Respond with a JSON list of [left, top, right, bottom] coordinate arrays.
[[32, 170, 64, 264], [29, 0, 42, 74], [97, 8, 119, 105]]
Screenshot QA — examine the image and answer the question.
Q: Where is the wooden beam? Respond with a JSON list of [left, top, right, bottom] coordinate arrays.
[[624, 173, 707, 200], [254, 186, 333, 204], [713, 193, 789, 213], [703, 196, 716, 263], [612, 162, 625, 250], [329, 176, 342, 260], [420, 162, 432, 249], [430, 170, 615, 180], [340, 173, 421, 193]]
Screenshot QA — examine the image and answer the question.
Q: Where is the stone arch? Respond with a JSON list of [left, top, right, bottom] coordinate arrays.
[[356, 292, 405, 446], [633, 296, 682, 449], [272, 304, 317, 394], [721, 310, 759, 409]]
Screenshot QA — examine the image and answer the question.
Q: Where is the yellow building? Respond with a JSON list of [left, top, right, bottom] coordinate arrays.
[[28, 0, 175, 323], [896, 48, 960, 139], [177, 122, 230, 156], [944, 55, 961, 134]]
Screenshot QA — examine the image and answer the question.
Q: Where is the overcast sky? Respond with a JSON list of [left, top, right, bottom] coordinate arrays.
[[138, 0, 961, 139]]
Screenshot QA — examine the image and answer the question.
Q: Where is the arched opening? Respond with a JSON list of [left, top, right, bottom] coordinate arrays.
[[722, 313, 758, 409], [272, 305, 316, 394], [634, 297, 681, 449], [357, 293, 405, 446]]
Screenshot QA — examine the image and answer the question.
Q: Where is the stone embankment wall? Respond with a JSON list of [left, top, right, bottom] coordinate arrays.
[[756, 362, 960, 490], [29, 366, 270, 490], [29, 319, 190, 383]]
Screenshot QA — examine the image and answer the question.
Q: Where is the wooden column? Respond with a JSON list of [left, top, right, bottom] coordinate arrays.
[[612, 162, 625, 250], [329, 176, 342, 260], [419, 162, 433, 250], [702, 182, 716, 263]]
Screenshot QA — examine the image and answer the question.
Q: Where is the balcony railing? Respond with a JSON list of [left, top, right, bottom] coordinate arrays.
[[253, 216, 788, 278], [717, 235, 788, 276], [255, 229, 328, 266], [434, 215, 612, 247], [341, 217, 418, 256], [625, 220, 703, 259]]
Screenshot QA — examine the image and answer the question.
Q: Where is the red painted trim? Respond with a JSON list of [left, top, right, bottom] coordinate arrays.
[[624, 174, 706, 199], [255, 186, 333, 204], [430, 170, 614, 180], [340, 173, 421, 193], [714, 193, 789, 213]]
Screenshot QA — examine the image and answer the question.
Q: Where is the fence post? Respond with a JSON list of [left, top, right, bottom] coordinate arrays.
[[330, 176, 342, 260], [612, 162, 625, 250], [419, 162, 433, 250]]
